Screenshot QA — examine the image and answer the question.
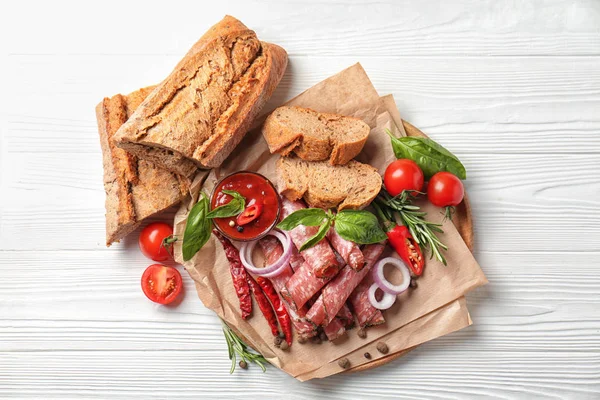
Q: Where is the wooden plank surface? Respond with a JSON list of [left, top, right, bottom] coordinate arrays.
[[1, 0, 599, 398]]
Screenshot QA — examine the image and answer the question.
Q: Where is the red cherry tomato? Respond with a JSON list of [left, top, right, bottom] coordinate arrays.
[[427, 172, 464, 207], [236, 201, 264, 226], [384, 159, 424, 197], [139, 222, 173, 261], [141, 264, 183, 305]]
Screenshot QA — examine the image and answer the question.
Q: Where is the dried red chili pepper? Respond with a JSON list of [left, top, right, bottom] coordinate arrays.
[[247, 275, 279, 336], [372, 204, 425, 276], [213, 230, 252, 319], [256, 276, 293, 346]]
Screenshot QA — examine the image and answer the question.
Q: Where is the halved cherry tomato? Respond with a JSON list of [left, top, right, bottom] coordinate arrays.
[[141, 264, 183, 305], [236, 201, 263, 226], [139, 222, 173, 261], [384, 159, 424, 197]]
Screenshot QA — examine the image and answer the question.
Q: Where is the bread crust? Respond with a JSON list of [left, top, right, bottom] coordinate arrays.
[[262, 106, 370, 165], [96, 87, 189, 246], [113, 16, 288, 176]]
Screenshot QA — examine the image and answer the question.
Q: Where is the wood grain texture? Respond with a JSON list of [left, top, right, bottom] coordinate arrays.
[[1, 0, 600, 398]]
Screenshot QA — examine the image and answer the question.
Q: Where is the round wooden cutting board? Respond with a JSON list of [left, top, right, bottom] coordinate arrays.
[[348, 120, 474, 373]]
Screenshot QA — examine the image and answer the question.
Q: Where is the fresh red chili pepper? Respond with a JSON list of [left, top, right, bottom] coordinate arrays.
[[247, 275, 279, 336], [256, 276, 293, 346], [213, 230, 252, 319], [386, 224, 424, 276], [372, 203, 425, 276], [236, 200, 263, 226]]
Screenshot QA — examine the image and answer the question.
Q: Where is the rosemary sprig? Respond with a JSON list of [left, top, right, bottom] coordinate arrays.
[[221, 319, 267, 373], [376, 190, 449, 265]]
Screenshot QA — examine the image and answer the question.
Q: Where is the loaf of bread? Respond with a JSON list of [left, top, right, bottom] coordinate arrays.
[[262, 106, 370, 165], [113, 16, 288, 176], [96, 87, 189, 246], [277, 156, 382, 210]]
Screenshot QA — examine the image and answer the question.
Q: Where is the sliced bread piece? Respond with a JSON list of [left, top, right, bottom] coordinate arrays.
[[96, 87, 190, 246], [262, 106, 370, 165], [276, 156, 382, 210], [113, 16, 288, 176]]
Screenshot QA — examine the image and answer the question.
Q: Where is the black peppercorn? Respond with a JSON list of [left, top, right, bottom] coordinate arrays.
[[236, 226, 244, 232]]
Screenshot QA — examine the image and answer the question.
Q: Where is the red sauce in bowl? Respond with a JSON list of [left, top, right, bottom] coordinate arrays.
[[210, 171, 280, 241]]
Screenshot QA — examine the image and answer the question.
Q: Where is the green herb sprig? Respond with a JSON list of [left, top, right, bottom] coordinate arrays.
[[222, 320, 267, 374], [182, 193, 212, 261], [376, 190, 449, 265], [206, 190, 246, 219], [182, 190, 247, 261], [277, 208, 387, 251], [386, 129, 466, 179]]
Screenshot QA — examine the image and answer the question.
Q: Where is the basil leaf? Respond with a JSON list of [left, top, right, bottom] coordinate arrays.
[[277, 208, 328, 231], [387, 130, 467, 179], [206, 190, 246, 219], [299, 217, 332, 251], [334, 209, 388, 244], [182, 193, 212, 261]]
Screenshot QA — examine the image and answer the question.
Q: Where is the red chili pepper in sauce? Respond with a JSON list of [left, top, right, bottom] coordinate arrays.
[[384, 223, 424, 276], [247, 275, 279, 336], [236, 200, 264, 226], [213, 230, 252, 319], [256, 277, 293, 346]]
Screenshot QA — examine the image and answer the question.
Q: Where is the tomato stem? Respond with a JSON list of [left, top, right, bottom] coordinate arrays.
[[161, 235, 178, 252], [443, 206, 455, 222]]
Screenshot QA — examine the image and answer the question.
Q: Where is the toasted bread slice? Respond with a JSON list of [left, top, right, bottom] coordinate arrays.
[[262, 106, 370, 165], [277, 156, 382, 210], [113, 16, 288, 176], [96, 87, 189, 246]]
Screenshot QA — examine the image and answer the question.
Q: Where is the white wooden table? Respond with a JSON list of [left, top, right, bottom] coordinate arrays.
[[1, 1, 599, 398]]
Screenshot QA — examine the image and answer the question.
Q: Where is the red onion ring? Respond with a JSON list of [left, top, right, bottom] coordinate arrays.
[[368, 283, 396, 310], [371, 257, 411, 295], [239, 230, 291, 278]]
